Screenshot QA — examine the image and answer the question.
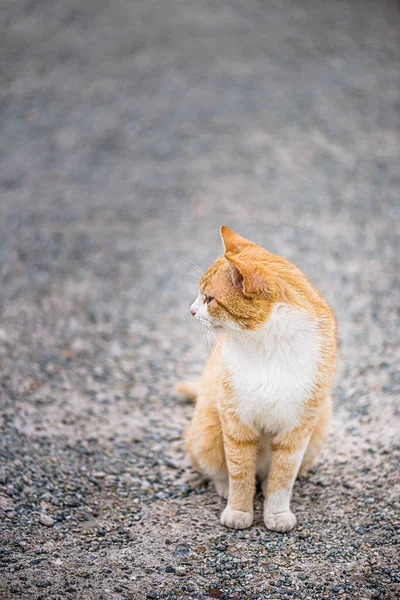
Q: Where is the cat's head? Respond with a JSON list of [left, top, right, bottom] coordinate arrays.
[[190, 226, 277, 332]]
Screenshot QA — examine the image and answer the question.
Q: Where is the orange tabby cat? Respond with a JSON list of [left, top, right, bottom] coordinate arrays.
[[177, 226, 336, 531]]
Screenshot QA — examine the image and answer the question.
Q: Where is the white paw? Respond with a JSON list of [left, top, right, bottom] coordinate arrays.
[[213, 478, 229, 499], [264, 509, 296, 532], [220, 506, 253, 529]]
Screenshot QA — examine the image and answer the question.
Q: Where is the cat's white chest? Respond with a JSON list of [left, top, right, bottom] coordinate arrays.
[[221, 303, 322, 433]]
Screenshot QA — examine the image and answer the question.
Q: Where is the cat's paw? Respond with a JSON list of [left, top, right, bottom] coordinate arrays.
[[220, 506, 253, 529], [264, 509, 296, 532], [213, 478, 229, 499]]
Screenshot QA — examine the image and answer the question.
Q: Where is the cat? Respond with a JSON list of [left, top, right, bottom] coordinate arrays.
[[176, 226, 336, 531]]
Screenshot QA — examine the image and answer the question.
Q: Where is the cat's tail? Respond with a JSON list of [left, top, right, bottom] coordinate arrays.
[[175, 379, 200, 402]]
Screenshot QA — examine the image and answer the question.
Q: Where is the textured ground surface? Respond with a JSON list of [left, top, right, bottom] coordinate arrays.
[[0, 1, 399, 599]]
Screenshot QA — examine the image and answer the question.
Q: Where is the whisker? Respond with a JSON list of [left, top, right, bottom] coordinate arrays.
[[206, 331, 211, 353], [202, 323, 212, 353], [211, 333, 221, 353], [209, 324, 222, 354], [181, 255, 203, 275], [206, 324, 214, 353], [200, 320, 221, 355], [180, 269, 200, 280]]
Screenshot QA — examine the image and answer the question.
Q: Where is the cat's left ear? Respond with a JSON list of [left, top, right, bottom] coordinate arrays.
[[220, 225, 254, 254], [220, 225, 276, 299]]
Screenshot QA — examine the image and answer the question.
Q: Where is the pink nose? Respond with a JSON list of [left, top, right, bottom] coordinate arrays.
[[190, 307, 196, 316]]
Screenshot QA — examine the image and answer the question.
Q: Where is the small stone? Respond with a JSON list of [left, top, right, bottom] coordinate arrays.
[[42, 541, 55, 552], [89, 541, 100, 552], [64, 496, 80, 507], [172, 546, 190, 557], [39, 514, 54, 527], [0, 497, 13, 511], [35, 580, 52, 588], [208, 589, 223, 599], [165, 565, 175, 573], [175, 566, 186, 577], [104, 476, 118, 487]]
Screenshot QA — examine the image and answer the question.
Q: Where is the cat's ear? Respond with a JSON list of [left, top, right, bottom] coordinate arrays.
[[225, 254, 275, 300], [220, 225, 254, 254], [221, 225, 275, 299]]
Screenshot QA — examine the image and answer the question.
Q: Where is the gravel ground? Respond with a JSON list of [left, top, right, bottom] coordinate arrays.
[[0, 1, 399, 599]]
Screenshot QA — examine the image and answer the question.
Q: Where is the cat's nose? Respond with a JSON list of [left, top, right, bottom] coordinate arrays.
[[190, 306, 197, 316]]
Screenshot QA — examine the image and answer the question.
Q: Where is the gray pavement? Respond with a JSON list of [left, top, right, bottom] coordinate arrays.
[[0, 1, 399, 599]]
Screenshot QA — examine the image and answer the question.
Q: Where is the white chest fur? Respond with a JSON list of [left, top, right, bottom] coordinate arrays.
[[221, 303, 322, 434]]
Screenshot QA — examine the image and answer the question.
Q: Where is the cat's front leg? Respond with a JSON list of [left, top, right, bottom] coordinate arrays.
[[219, 415, 258, 530], [263, 429, 311, 532]]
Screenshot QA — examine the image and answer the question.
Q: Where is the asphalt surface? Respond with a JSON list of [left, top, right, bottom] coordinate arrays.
[[0, 1, 399, 599]]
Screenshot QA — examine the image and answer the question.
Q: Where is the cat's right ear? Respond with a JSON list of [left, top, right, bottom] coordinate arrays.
[[220, 225, 254, 255]]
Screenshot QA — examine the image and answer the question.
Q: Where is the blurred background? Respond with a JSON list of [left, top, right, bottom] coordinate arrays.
[[0, 1, 399, 599]]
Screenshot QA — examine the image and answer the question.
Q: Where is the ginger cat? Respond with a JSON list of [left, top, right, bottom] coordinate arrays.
[[177, 226, 336, 531]]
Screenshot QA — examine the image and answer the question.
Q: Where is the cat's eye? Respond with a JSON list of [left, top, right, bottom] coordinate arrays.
[[204, 296, 214, 304]]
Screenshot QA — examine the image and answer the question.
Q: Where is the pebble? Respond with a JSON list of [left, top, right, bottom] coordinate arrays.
[[39, 514, 54, 527], [89, 541, 100, 551], [92, 471, 106, 479], [35, 580, 52, 588], [0, 497, 13, 511], [64, 496, 81, 507], [42, 541, 55, 552]]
